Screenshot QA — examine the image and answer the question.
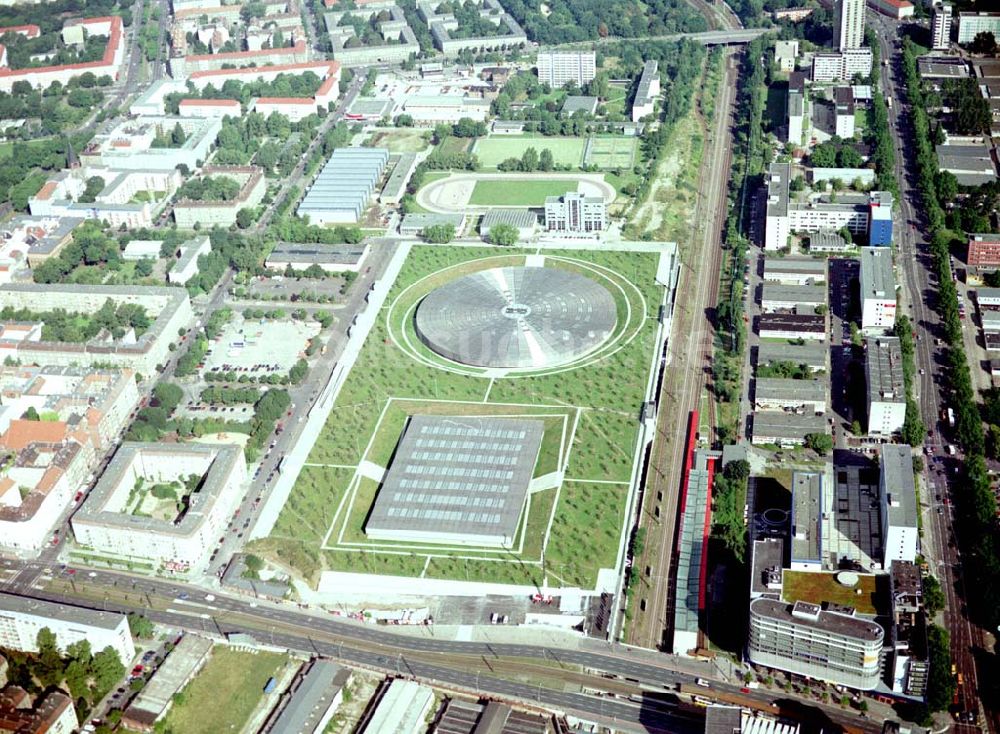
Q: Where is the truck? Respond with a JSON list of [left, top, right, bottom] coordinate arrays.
[[947, 407, 956, 428], [886, 97, 893, 109]]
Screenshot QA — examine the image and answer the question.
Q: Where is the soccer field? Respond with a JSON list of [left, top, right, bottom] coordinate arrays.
[[473, 136, 586, 168], [584, 137, 638, 169], [468, 179, 575, 206]]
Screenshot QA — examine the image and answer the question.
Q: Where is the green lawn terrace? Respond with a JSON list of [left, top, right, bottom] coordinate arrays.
[[252, 242, 679, 597]]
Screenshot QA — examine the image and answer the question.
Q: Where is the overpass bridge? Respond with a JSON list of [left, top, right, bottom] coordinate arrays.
[[544, 28, 768, 50]]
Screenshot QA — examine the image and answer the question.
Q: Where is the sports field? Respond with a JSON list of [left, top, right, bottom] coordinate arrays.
[[253, 245, 667, 590], [473, 136, 586, 168], [584, 137, 638, 169], [468, 179, 574, 206]]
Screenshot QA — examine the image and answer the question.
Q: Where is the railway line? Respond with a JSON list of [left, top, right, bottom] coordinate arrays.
[[624, 48, 739, 650]]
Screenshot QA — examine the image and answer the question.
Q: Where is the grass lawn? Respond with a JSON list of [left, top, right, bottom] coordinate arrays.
[[585, 137, 638, 169], [781, 569, 879, 615], [162, 647, 290, 734], [473, 136, 586, 168], [468, 179, 575, 206], [364, 129, 432, 153], [262, 245, 664, 588], [436, 136, 471, 156]]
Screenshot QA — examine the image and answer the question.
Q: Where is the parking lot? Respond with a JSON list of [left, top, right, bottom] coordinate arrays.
[[203, 314, 320, 375]]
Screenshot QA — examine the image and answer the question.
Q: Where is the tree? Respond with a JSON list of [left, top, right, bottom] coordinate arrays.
[[128, 613, 155, 639], [135, 258, 154, 277], [91, 647, 126, 697], [970, 31, 998, 55], [395, 113, 414, 127], [288, 359, 308, 384], [21, 406, 39, 421], [923, 574, 945, 616], [153, 382, 183, 415], [926, 625, 954, 711], [488, 223, 519, 246], [236, 208, 255, 229], [520, 146, 539, 172], [78, 175, 106, 203], [789, 175, 805, 192], [422, 223, 455, 243], [804, 432, 833, 454], [171, 122, 187, 146], [538, 148, 554, 172]]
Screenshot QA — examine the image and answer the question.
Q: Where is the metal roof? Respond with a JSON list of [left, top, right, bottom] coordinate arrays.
[[298, 147, 389, 218], [756, 378, 827, 402], [756, 341, 827, 369], [865, 337, 905, 405], [791, 472, 823, 565]]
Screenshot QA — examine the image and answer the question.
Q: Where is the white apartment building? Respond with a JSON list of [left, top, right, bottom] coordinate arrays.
[[880, 444, 918, 566], [787, 72, 806, 146], [866, 337, 906, 437], [811, 49, 873, 83], [834, 0, 866, 50], [544, 192, 606, 233], [0, 592, 135, 664], [167, 235, 212, 285], [860, 246, 897, 331], [72, 443, 248, 573], [956, 12, 1000, 45], [775, 40, 799, 72], [536, 51, 596, 89], [631, 60, 660, 121], [932, 2, 953, 50]]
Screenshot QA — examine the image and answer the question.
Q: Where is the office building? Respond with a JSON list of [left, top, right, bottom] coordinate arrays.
[[787, 72, 806, 146], [865, 337, 906, 436], [775, 40, 799, 73], [880, 444, 918, 566], [967, 233, 1000, 272], [71, 443, 248, 573], [544, 191, 606, 233], [956, 12, 1000, 45], [632, 60, 660, 121], [747, 598, 884, 690], [298, 147, 389, 225], [811, 49, 873, 82], [834, 86, 856, 138], [765, 163, 892, 251], [0, 593, 135, 664], [536, 51, 596, 88], [860, 246, 897, 331], [754, 378, 827, 413], [932, 2, 953, 50], [834, 0, 865, 50]]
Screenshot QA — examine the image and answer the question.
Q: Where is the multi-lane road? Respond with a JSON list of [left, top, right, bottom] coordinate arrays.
[[871, 13, 992, 733], [4, 563, 884, 734]]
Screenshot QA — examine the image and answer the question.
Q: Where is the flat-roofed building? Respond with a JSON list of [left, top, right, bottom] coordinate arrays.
[[536, 50, 596, 88], [632, 60, 660, 121], [380, 153, 418, 205], [364, 415, 543, 548], [811, 48, 873, 83], [761, 283, 827, 313], [173, 166, 266, 228], [967, 233, 1000, 272], [758, 313, 826, 341], [867, 0, 914, 20], [177, 98, 240, 118], [936, 141, 998, 187], [763, 257, 827, 285], [866, 336, 906, 437], [775, 40, 799, 72], [956, 11, 1000, 44], [807, 231, 853, 253], [917, 55, 967, 79], [880, 444, 918, 565], [860, 246, 897, 332], [790, 471, 823, 570], [705, 706, 801, 734], [0, 592, 135, 664], [167, 235, 211, 285], [544, 192, 606, 233], [748, 598, 884, 690], [298, 147, 389, 224], [432, 698, 554, 734], [561, 95, 598, 116], [265, 243, 369, 273], [122, 240, 162, 261], [787, 72, 805, 145], [479, 209, 537, 241], [751, 411, 828, 447], [71, 443, 248, 573], [756, 341, 827, 372], [399, 212, 466, 237], [750, 537, 785, 598], [932, 2, 953, 49], [754, 378, 827, 413]]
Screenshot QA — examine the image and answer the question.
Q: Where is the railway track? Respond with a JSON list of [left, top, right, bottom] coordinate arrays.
[[624, 49, 739, 650]]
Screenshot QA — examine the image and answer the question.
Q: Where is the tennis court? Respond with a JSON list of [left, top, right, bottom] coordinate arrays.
[[584, 137, 638, 169]]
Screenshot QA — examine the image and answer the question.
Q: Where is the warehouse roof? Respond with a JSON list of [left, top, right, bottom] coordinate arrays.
[[268, 242, 367, 266], [761, 283, 827, 305], [480, 209, 537, 231], [756, 378, 827, 403], [756, 341, 827, 369], [764, 257, 827, 280], [264, 660, 351, 734], [752, 411, 827, 440], [758, 313, 826, 333], [298, 147, 389, 218], [881, 444, 917, 529], [561, 95, 598, 115]]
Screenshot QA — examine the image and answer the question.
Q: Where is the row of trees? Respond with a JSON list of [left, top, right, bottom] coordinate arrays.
[[900, 37, 998, 711], [500, 0, 706, 44]]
